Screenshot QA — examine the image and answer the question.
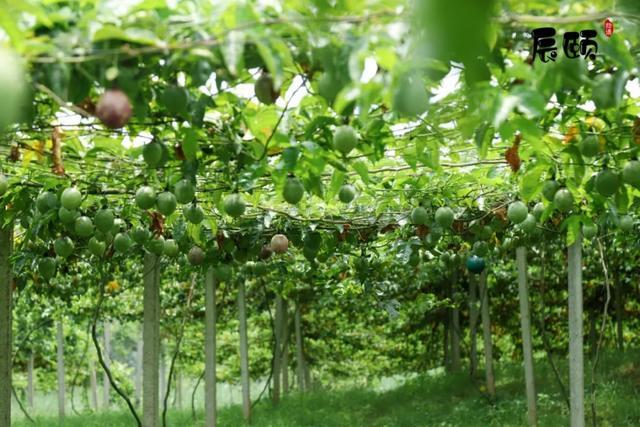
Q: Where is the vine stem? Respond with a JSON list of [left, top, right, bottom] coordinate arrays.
[[191, 370, 206, 420], [11, 385, 34, 424], [162, 274, 196, 427], [590, 239, 612, 426], [91, 265, 142, 427]]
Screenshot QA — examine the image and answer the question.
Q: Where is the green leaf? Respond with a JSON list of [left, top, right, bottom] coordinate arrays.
[[351, 160, 370, 184], [181, 128, 199, 161], [520, 164, 545, 201], [564, 214, 582, 247], [93, 26, 165, 46]]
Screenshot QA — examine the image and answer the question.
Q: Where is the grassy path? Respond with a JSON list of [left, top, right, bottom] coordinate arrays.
[[13, 352, 640, 426]]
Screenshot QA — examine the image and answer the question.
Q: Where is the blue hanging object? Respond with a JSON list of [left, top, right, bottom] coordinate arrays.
[[466, 255, 486, 274]]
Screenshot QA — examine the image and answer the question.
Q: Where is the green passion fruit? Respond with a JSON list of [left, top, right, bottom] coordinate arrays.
[[213, 264, 232, 282], [410, 207, 429, 226], [393, 73, 429, 117], [184, 204, 205, 224], [542, 180, 560, 202], [283, 177, 305, 205], [113, 233, 132, 253], [582, 223, 598, 239], [58, 207, 79, 224], [554, 188, 574, 212], [74, 216, 94, 238], [338, 184, 356, 203], [435, 207, 454, 229], [135, 186, 156, 210], [174, 179, 195, 204], [146, 236, 165, 256], [473, 241, 489, 256], [156, 192, 177, 216], [131, 226, 151, 244], [532, 202, 545, 219], [36, 191, 58, 213], [333, 125, 357, 155], [507, 201, 528, 224], [518, 214, 537, 234], [580, 135, 600, 157], [595, 169, 620, 197], [94, 209, 115, 233], [618, 215, 634, 232], [88, 237, 106, 257], [163, 239, 179, 257], [0, 174, 7, 195], [223, 193, 246, 218], [622, 160, 640, 189], [61, 187, 83, 210], [38, 257, 57, 280], [54, 237, 74, 258], [142, 142, 165, 168]]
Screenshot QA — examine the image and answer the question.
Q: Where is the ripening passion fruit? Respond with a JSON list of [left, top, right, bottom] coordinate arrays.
[[270, 234, 289, 254], [96, 89, 132, 129], [187, 246, 205, 265], [254, 74, 278, 105]]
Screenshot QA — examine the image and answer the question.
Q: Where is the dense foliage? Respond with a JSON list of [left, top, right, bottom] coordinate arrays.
[[0, 0, 639, 425]]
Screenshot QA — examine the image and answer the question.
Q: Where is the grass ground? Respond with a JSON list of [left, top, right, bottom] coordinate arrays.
[[12, 351, 640, 426]]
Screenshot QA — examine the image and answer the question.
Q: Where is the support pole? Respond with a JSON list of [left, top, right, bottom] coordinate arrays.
[[468, 276, 479, 377], [516, 247, 537, 426], [238, 280, 251, 422], [56, 320, 66, 420], [143, 253, 160, 427], [204, 268, 217, 427], [273, 294, 284, 404], [568, 233, 584, 427], [0, 225, 12, 426], [479, 270, 495, 398], [295, 303, 305, 392]]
